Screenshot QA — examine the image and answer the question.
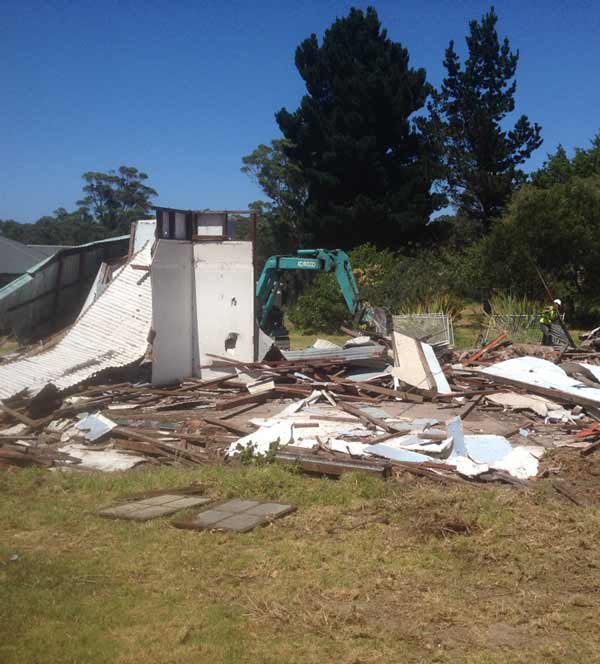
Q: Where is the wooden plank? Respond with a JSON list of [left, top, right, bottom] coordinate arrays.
[[214, 391, 271, 412], [330, 377, 423, 403], [337, 402, 396, 433], [202, 415, 253, 436], [459, 394, 483, 420], [0, 403, 44, 429], [581, 438, 600, 457], [462, 331, 508, 366], [551, 479, 585, 506], [219, 401, 265, 420], [275, 451, 391, 479]]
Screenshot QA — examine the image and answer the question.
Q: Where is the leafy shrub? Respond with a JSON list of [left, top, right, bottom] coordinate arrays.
[[287, 272, 348, 332], [396, 292, 465, 320], [487, 292, 542, 316]]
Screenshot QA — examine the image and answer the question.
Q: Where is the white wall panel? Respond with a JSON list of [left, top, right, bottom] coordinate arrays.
[[192, 241, 255, 379], [151, 240, 194, 385]]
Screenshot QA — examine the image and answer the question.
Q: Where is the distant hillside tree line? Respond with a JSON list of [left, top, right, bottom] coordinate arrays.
[[0, 166, 156, 245]]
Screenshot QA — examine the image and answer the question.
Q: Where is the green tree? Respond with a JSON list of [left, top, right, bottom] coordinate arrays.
[[426, 7, 542, 228], [275, 6, 443, 249], [0, 208, 105, 245], [1, 166, 157, 245], [77, 166, 157, 234], [479, 177, 600, 318], [532, 135, 600, 188]]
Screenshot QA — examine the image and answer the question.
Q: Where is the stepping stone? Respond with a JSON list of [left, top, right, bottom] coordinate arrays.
[[98, 494, 211, 521], [173, 499, 296, 533]]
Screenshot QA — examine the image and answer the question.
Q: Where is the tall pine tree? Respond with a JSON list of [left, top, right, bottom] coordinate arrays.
[[426, 7, 542, 229], [275, 7, 443, 249]]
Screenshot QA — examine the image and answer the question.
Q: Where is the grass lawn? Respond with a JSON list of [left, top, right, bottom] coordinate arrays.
[[0, 336, 18, 356], [2, 464, 600, 663], [288, 330, 348, 350]]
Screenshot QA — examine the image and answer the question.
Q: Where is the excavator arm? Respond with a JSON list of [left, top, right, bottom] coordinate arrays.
[[256, 249, 389, 345]]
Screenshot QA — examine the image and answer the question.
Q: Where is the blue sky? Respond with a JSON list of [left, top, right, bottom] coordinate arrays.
[[1, 0, 599, 222]]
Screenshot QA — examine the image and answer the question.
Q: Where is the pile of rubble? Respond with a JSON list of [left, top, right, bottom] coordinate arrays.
[[3, 327, 600, 495]]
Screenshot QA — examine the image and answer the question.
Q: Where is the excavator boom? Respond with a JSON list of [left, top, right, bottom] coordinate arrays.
[[256, 248, 389, 345]]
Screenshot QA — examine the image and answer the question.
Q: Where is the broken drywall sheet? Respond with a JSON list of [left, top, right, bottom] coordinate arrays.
[[446, 415, 539, 479], [75, 413, 117, 442], [465, 435, 513, 465], [363, 444, 432, 463], [57, 444, 147, 472], [391, 331, 452, 394], [421, 342, 452, 394], [481, 357, 600, 406], [485, 392, 563, 417]]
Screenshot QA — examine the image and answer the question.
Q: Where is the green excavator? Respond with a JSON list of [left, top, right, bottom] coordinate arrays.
[[256, 248, 391, 348]]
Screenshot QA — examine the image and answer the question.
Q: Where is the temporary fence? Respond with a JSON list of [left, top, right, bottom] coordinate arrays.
[[392, 313, 454, 347]]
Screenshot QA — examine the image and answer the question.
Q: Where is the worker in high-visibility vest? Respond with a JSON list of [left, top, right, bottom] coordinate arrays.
[[539, 299, 562, 346]]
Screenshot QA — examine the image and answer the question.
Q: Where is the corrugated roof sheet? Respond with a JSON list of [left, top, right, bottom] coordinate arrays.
[[0, 242, 152, 399], [282, 345, 388, 362]]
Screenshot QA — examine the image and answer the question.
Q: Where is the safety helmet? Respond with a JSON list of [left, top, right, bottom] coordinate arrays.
[[553, 299, 562, 306]]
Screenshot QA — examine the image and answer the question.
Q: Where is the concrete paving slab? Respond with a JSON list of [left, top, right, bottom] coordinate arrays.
[[157, 495, 211, 509], [98, 503, 143, 518], [173, 498, 296, 533], [216, 513, 263, 532], [98, 495, 210, 521], [134, 494, 190, 507], [218, 499, 261, 513], [244, 502, 294, 517], [127, 505, 178, 520], [189, 509, 236, 527]]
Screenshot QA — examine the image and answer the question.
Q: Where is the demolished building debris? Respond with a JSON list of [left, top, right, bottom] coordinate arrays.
[[2, 214, 600, 506]]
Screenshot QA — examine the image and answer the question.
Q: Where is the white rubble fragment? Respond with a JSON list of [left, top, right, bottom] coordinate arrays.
[[447, 456, 489, 477], [491, 447, 539, 480], [57, 444, 147, 472], [482, 357, 600, 406], [75, 413, 117, 442], [228, 421, 294, 457], [246, 378, 276, 395], [343, 336, 375, 348], [0, 423, 29, 435], [328, 439, 371, 456], [465, 435, 513, 465], [312, 338, 343, 350], [485, 392, 562, 417]]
